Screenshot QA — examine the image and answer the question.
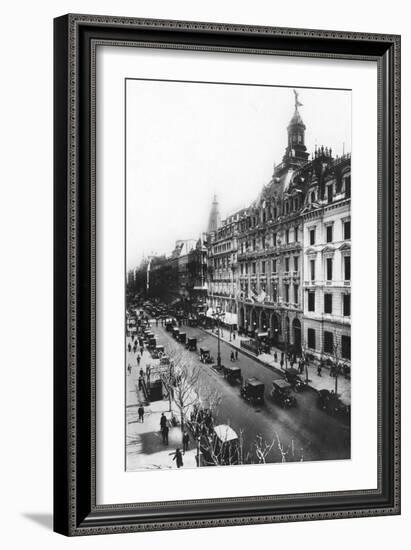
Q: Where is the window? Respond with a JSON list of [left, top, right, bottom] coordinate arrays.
[[295, 226, 299, 242], [262, 235, 266, 248], [324, 331, 333, 353], [240, 264, 244, 275], [327, 185, 333, 203], [310, 228, 316, 245], [286, 229, 289, 243], [345, 175, 351, 198], [307, 328, 316, 349], [310, 259, 315, 281], [344, 220, 351, 240], [273, 207, 277, 219], [308, 291, 315, 312], [272, 259, 277, 273], [343, 294, 351, 316], [285, 257, 290, 272], [272, 283, 278, 302], [326, 225, 333, 243], [293, 284, 298, 304], [273, 232, 277, 246], [326, 258, 333, 281], [311, 191, 315, 203], [342, 335, 351, 359], [245, 263, 249, 275], [253, 238, 256, 250], [252, 262, 256, 274], [324, 293, 333, 314], [284, 284, 289, 303], [344, 255, 351, 281], [294, 256, 299, 272], [261, 261, 266, 274]]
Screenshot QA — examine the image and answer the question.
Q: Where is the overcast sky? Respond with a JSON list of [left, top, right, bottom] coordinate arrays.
[[126, 79, 351, 270]]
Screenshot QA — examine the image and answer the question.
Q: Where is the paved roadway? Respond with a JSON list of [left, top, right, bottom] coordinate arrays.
[[149, 323, 350, 464]]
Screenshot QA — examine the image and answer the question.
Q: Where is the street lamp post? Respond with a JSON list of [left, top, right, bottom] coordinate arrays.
[[214, 305, 224, 369]]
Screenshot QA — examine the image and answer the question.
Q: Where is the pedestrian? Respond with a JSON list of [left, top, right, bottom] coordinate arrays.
[[140, 346, 144, 356], [162, 424, 169, 445], [127, 364, 132, 375], [146, 365, 151, 379], [317, 364, 322, 377], [182, 431, 189, 453], [235, 350, 239, 361], [172, 448, 184, 468], [280, 358, 284, 369], [139, 368, 144, 379], [274, 351, 278, 362], [299, 360, 304, 374], [138, 405, 144, 422], [160, 413, 167, 431], [230, 351, 235, 362], [137, 354, 141, 366], [233, 332, 236, 340], [138, 376, 143, 390], [128, 343, 131, 352]]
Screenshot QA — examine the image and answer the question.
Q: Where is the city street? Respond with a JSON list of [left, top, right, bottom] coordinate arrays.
[[143, 323, 350, 464]]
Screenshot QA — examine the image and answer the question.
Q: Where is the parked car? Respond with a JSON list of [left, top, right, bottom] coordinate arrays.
[[186, 337, 197, 351], [199, 348, 213, 364], [317, 389, 349, 418], [271, 379, 297, 408], [222, 364, 242, 383], [284, 367, 306, 392]]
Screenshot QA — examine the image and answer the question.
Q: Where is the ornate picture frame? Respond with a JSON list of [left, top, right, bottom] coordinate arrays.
[[53, 14, 400, 536]]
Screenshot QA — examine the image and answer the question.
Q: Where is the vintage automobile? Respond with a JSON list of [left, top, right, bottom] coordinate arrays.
[[172, 327, 180, 339], [240, 377, 265, 404], [178, 332, 187, 344], [147, 337, 157, 350], [206, 424, 239, 465], [186, 337, 197, 351], [317, 389, 349, 418], [284, 367, 306, 392], [151, 344, 164, 358], [271, 379, 297, 407], [222, 364, 242, 383], [199, 348, 213, 364], [160, 354, 170, 366]]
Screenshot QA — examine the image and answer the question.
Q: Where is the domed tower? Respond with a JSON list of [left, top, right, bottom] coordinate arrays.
[[283, 89, 309, 166], [207, 194, 220, 234]]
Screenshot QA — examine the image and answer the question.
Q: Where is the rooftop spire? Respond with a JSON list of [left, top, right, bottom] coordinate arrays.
[[207, 194, 220, 233]]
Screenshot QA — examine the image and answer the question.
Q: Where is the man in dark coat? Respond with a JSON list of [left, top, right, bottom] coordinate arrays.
[[138, 405, 144, 423], [172, 448, 184, 468]]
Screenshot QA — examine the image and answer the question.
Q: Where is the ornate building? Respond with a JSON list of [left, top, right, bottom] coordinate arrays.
[[206, 90, 351, 365], [206, 208, 243, 326]]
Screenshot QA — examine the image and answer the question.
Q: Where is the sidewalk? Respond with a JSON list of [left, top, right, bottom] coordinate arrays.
[[126, 335, 198, 471], [203, 328, 351, 406]]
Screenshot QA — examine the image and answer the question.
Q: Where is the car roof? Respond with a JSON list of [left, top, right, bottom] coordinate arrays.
[[247, 377, 263, 386], [213, 424, 238, 442], [272, 379, 292, 389]]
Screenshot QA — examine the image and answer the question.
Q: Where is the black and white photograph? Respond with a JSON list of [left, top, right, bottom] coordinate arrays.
[[125, 80, 352, 471]]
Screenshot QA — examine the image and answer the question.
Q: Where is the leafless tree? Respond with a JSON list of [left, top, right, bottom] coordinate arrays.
[[254, 434, 276, 464]]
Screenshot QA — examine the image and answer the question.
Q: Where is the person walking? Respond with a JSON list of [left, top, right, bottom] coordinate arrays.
[[127, 363, 132, 375], [137, 354, 141, 366], [138, 376, 143, 390], [274, 351, 278, 363], [317, 363, 322, 377], [162, 424, 169, 445], [139, 368, 144, 380], [235, 350, 239, 361], [128, 342, 131, 352], [230, 351, 235, 362], [137, 405, 144, 423], [182, 431, 189, 453], [172, 448, 184, 468], [160, 413, 167, 431]]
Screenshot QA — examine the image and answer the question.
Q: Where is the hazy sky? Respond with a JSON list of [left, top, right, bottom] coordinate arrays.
[[126, 79, 351, 269]]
